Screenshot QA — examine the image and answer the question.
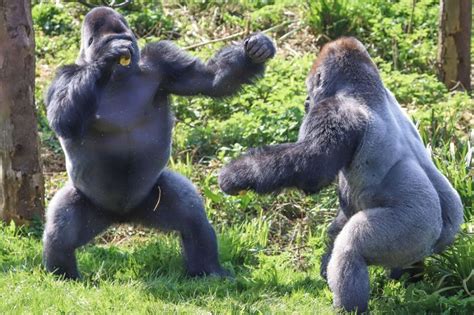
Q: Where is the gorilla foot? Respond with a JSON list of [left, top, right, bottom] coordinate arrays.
[[46, 264, 81, 281], [43, 245, 82, 281], [187, 266, 232, 279], [389, 260, 424, 283]]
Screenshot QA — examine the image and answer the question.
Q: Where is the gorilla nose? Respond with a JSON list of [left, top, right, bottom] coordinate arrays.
[[106, 33, 134, 43]]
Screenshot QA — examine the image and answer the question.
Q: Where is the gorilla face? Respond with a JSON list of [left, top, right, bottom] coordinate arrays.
[[77, 7, 139, 66], [306, 37, 381, 107]]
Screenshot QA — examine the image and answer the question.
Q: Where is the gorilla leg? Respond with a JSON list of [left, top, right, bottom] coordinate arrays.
[[327, 207, 441, 313], [43, 182, 113, 279], [132, 169, 227, 277], [320, 209, 347, 280]]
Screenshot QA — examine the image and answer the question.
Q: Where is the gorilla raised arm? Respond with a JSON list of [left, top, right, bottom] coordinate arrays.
[[142, 36, 272, 97], [46, 8, 274, 139], [218, 96, 368, 195], [219, 37, 463, 313], [43, 7, 275, 280]]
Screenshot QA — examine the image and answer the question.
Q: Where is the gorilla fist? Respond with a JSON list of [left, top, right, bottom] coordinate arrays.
[[244, 33, 276, 63]]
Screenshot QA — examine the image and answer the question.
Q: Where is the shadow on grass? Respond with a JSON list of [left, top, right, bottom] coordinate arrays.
[[1, 222, 328, 309], [76, 238, 328, 305]]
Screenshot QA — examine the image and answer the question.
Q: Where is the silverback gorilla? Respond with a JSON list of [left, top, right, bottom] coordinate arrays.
[[43, 7, 275, 279], [218, 37, 463, 312]]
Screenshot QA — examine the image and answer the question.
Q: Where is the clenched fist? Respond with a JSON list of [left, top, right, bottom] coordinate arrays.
[[244, 33, 276, 63]]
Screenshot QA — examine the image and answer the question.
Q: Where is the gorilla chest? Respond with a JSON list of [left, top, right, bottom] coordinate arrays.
[[94, 76, 160, 130]]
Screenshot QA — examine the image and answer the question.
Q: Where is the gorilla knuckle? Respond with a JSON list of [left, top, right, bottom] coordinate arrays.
[[218, 169, 242, 195]]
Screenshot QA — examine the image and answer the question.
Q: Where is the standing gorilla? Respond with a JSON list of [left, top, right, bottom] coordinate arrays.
[[219, 37, 463, 312], [43, 7, 275, 279]]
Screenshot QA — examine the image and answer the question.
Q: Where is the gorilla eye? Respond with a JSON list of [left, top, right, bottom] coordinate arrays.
[[304, 96, 311, 113], [314, 72, 321, 87], [88, 37, 94, 47]]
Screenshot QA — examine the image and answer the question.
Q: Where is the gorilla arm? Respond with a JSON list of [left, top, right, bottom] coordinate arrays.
[[218, 140, 354, 195], [141, 33, 275, 97], [219, 96, 368, 195], [45, 64, 104, 139], [46, 37, 133, 139]]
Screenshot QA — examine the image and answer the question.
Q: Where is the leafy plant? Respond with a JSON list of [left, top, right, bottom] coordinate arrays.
[[306, 0, 359, 41], [32, 3, 75, 36], [427, 232, 474, 297]]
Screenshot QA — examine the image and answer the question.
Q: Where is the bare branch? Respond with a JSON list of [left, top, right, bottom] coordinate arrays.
[[184, 31, 246, 50], [184, 21, 295, 51]]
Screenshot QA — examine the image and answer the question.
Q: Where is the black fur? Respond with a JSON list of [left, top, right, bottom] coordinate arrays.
[[43, 7, 275, 279], [142, 40, 268, 97]]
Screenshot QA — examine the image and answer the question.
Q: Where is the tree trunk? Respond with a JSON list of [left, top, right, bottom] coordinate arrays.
[[0, 0, 44, 224], [437, 0, 472, 91]]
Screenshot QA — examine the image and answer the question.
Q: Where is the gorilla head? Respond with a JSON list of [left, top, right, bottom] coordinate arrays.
[[77, 7, 139, 66], [306, 37, 383, 106]]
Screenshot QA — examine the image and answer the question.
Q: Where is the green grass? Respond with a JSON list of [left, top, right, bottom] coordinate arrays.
[[1, 215, 473, 314], [3, 0, 473, 314]]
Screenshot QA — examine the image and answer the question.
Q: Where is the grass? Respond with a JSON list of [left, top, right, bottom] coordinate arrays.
[[1, 214, 473, 313], [2, 0, 473, 314]]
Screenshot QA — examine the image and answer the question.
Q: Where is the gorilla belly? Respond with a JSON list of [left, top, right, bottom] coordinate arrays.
[[62, 124, 172, 212]]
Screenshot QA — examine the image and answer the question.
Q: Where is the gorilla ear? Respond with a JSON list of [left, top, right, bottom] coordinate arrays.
[[306, 69, 322, 97]]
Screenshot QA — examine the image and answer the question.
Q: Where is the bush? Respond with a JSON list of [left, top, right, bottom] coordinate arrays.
[[427, 232, 474, 298], [307, 0, 358, 40], [172, 55, 312, 157], [379, 62, 447, 106], [119, 1, 174, 38], [32, 3, 75, 36], [306, 0, 439, 74]]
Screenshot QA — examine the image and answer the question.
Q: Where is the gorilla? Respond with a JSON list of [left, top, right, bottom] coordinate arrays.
[[43, 7, 275, 279], [218, 37, 463, 312]]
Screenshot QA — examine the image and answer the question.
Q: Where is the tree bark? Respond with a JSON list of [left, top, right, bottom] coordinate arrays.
[[0, 0, 44, 224], [437, 0, 472, 91]]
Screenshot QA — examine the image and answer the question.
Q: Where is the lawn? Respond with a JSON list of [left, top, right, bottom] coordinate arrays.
[[1, 1, 473, 313]]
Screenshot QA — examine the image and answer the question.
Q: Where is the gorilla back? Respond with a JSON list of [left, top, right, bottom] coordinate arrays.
[[43, 7, 275, 279], [219, 37, 463, 313]]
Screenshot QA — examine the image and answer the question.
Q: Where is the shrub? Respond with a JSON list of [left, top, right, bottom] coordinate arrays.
[[306, 0, 439, 74], [32, 3, 75, 36], [172, 55, 312, 157]]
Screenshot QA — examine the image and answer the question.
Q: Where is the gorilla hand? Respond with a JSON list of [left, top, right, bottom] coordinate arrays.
[[96, 39, 132, 68], [244, 33, 276, 63], [218, 158, 256, 195]]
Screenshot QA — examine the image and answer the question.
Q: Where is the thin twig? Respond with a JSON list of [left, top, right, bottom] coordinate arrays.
[[77, 0, 132, 9], [184, 31, 246, 50], [278, 24, 302, 41], [153, 186, 162, 211], [77, 0, 94, 8], [184, 20, 296, 51], [261, 20, 294, 34]]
